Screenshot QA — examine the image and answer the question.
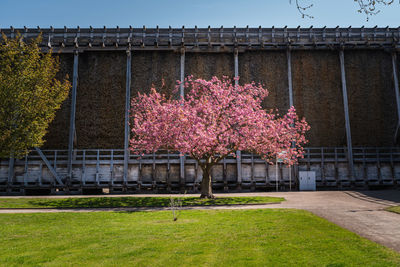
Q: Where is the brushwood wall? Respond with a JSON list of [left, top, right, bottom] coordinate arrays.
[[43, 50, 400, 149]]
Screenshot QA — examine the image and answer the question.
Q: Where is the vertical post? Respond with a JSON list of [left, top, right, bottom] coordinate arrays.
[[234, 48, 242, 186], [275, 158, 278, 192], [124, 49, 132, 185], [67, 51, 79, 179], [392, 52, 400, 142], [287, 48, 295, 190], [287, 49, 294, 107], [339, 49, 354, 180], [180, 48, 185, 186], [8, 156, 14, 189], [180, 48, 185, 99]]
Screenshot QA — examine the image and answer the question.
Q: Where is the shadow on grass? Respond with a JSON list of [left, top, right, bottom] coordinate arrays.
[[19, 196, 283, 209]]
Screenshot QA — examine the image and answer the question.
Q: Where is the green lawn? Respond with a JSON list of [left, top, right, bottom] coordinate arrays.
[[0, 196, 283, 209], [386, 206, 400, 214], [0, 209, 399, 266]]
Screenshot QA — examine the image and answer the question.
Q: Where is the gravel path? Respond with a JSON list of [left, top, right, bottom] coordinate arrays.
[[1, 190, 399, 252]]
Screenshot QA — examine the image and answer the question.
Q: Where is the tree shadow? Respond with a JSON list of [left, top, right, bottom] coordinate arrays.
[[25, 196, 281, 208], [348, 190, 400, 205]]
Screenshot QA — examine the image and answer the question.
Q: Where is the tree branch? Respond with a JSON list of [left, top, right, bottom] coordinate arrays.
[[290, 0, 398, 21]]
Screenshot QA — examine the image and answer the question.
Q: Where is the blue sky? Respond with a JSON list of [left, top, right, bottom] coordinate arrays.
[[1, 0, 399, 28]]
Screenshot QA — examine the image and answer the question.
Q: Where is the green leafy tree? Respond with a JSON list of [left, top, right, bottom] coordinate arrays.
[[0, 33, 71, 158]]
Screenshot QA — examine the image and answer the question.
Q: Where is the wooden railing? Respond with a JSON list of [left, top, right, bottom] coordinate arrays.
[[1, 27, 399, 51]]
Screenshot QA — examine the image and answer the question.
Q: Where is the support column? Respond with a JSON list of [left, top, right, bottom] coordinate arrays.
[[180, 48, 185, 99], [234, 48, 242, 186], [287, 49, 294, 107], [67, 51, 79, 180], [392, 52, 400, 142], [339, 49, 354, 181], [7, 156, 14, 190], [123, 49, 132, 185], [287, 48, 295, 189], [179, 48, 185, 188]]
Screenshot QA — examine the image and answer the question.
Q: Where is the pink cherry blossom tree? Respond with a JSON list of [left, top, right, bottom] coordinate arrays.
[[130, 76, 310, 198]]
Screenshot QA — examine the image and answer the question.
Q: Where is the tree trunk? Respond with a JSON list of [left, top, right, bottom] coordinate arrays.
[[200, 168, 214, 199]]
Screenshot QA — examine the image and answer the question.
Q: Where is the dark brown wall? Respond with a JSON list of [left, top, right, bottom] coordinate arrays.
[[292, 50, 346, 147], [43, 54, 73, 149], [239, 51, 288, 113], [345, 50, 397, 147], [75, 52, 126, 149], [131, 51, 180, 99], [44, 50, 398, 149], [185, 53, 234, 80]]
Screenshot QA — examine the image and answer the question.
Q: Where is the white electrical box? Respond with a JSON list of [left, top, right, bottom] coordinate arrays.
[[299, 171, 316, 191]]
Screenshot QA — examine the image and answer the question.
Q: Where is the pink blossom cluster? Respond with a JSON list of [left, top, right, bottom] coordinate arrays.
[[129, 76, 309, 165]]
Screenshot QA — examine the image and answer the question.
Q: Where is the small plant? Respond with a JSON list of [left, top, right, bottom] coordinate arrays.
[[169, 191, 186, 221]]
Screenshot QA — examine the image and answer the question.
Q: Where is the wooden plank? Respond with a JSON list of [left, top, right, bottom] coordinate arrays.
[[3, 27, 400, 52], [234, 48, 242, 185], [180, 49, 185, 99], [34, 147, 64, 186], [287, 49, 293, 107], [23, 154, 28, 186], [110, 150, 114, 185], [96, 150, 100, 186], [67, 51, 79, 179], [392, 52, 400, 142], [39, 163, 43, 186], [179, 48, 185, 185], [7, 156, 14, 187], [339, 50, 354, 181], [82, 150, 86, 185], [123, 50, 132, 185]]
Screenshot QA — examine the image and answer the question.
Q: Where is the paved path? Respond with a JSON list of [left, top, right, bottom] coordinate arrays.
[[1, 190, 399, 252]]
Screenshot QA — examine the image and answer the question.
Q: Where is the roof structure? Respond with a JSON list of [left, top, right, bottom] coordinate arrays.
[[1, 26, 400, 52]]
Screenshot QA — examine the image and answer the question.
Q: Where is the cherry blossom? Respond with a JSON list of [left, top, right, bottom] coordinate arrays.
[[130, 76, 309, 198]]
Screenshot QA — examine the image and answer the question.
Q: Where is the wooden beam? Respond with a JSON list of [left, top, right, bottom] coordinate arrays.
[[7, 156, 14, 188], [234, 48, 242, 184], [123, 50, 132, 184], [3, 27, 400, 52], [34, 147, 64, 186], [392, 52, 400, 143], [287, 49, 294, 107], [180, 48, 185, 99], [339, 49, 354, 180], [180, 48, 185, 184], [67, 51, 79, 179]]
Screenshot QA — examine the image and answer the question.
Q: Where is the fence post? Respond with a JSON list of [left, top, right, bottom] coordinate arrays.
[[7, 156, 14, 192]]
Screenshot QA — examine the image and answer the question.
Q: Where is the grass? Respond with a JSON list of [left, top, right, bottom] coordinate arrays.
[[0, 196, 284, 209], [386, 206, 400, 214], [0, 209, 399, 266]]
